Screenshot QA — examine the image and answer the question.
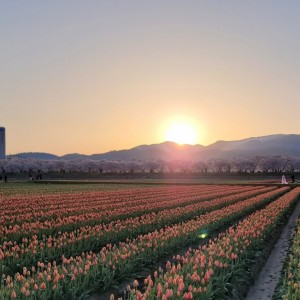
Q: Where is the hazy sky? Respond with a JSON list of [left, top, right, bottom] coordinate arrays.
[[1, 1, 300, 155]]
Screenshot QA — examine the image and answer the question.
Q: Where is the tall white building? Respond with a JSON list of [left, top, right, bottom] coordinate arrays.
[[0, 127, 5, 159]]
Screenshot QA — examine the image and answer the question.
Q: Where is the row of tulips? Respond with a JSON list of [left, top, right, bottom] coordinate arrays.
[[0, 186, 260, 241], [0, 187, 290, 299], [0, 187, 274, 276], [1, 185, 256, 227], [126, 187, 300, 299], [274, 217, 300, 300], [1, 185, 225, 219], [1, 186, 204, 223], [0, 186, 190, 217]]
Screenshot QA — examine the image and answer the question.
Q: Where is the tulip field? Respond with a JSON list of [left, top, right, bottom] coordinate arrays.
[[0, 183, 300, 299]]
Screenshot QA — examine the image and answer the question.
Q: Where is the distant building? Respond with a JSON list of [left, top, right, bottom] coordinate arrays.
[[0, 127, 5, 159]]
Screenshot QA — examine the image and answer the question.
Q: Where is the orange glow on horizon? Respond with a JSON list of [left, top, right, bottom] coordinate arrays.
[[164, 121, 198, 145]]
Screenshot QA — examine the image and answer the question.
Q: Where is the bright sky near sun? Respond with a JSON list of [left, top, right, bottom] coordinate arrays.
[[1, 1, 300, 155]]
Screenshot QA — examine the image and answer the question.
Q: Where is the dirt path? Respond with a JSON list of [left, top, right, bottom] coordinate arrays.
[[245, 200, 300, 300]]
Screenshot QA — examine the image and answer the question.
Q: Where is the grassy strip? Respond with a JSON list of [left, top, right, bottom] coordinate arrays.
[[0, 183, 154, 197]]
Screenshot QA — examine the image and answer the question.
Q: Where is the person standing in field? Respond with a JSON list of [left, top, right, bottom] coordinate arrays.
[[281, 174, 288, 184], [291, 173, 295, 183]]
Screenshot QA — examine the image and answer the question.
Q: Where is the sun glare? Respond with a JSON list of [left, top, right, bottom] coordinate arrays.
[[165, 122, 198, 145]]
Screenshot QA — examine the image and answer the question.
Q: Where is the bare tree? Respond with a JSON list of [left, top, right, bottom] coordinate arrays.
[[209, 159, 230, 173], [193, 161, 209, 173], [258, 155, 288, 173]]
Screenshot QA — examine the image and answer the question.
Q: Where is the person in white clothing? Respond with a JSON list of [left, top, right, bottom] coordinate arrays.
[[281, 174, 288, 184]]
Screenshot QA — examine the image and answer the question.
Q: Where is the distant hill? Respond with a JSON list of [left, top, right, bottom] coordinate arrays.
[[61, 153, 89, 160], [9, 152, 59, 160], [89, 142, 205, 161], [9, 134, 300, 161], [204, 134, 300, 159]]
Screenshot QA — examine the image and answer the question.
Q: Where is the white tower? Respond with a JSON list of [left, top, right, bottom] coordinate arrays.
[[0, 127, 5, 159]]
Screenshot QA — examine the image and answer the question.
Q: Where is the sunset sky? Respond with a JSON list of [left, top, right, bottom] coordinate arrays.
[[1, 1, 300, 155]]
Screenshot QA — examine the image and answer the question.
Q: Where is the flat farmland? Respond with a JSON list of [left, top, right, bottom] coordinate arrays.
[[0, 183, 299, 299]]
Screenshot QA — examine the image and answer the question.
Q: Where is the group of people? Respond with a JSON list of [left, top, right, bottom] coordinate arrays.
[[29, 172, 43, 181], [281, 173, 296, 184]]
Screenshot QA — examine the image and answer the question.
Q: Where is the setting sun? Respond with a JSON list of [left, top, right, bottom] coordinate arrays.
[[165, 122, 198, 145]]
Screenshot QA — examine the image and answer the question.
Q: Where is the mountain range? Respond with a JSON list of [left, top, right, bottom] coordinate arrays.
[[10, 134, 300, 161]]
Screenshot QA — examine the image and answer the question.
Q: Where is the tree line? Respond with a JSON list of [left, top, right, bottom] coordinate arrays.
[[1, 155, 300, 175]]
